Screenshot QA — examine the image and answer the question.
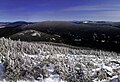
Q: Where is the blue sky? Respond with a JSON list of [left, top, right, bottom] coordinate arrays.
[[0, 0, 120, 22]]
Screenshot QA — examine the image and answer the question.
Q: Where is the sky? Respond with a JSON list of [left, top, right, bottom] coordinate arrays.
[[0, 0, 120, 22]]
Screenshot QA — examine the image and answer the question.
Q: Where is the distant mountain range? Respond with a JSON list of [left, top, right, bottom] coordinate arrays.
[[1, 21, 120, 52], [5, 21, 34, 27]]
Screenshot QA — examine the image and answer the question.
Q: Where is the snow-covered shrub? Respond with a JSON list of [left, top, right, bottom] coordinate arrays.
[[0, 37, 120, 82]]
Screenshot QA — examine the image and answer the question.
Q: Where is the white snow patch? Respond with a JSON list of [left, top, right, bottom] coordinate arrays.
[[32, 33, 37, 36], [31, 33, 41, 37]]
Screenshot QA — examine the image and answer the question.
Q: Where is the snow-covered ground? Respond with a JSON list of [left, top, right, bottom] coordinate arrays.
[[0, 38, 120, 82], [0, 63, 66, 82]]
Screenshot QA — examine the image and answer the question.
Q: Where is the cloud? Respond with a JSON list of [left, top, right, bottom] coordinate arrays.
[[78, 10, 120, 21], [62, 4, 120, 11], [60, 3, 120, 21]]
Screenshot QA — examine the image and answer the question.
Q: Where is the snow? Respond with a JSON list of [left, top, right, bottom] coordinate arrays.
[[18, 33, 24, 35], [83, 21, 88, 23], [2, 52, 120, 82], [44, 77, 61, 82], [0, 38, 120, 82], [0, 26, 5, 29], [0, 60, 66, 82], [51, 38, 55, 41], [54, 34, 61, 37], [31, 32, 41, 37], [101, 40, 105, 42], [32, 33, 37, 36]]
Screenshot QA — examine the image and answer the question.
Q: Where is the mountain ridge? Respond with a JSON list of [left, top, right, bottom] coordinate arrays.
[[1, 21, 120, 52]]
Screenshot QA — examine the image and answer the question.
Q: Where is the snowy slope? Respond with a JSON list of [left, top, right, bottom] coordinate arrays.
[[0, 38, 119, 82]]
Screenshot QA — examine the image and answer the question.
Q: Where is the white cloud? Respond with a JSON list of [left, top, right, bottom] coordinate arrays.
[[63, 4, 120, 11]]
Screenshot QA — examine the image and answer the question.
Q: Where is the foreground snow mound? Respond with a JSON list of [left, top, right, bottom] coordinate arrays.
[[0, 38, 119, 82]]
